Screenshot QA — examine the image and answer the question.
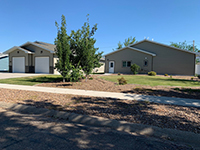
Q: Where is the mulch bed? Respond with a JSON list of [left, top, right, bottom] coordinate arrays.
[[0, 88, 199, 134], [37, 75, 200, 100]]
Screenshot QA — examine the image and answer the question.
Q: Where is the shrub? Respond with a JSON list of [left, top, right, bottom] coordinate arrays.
[[191, 77, 194, 80], [164, 74, 168, 76], [117, 77, 127, 85], [89, 77, 93, 80], [70, 66, 83, 82], [170, 75, 172, 78], [130, 64, 140, 75], [148, 71, 157, 76], [118, 72, 121, 75], [198, 75, 200, 79]]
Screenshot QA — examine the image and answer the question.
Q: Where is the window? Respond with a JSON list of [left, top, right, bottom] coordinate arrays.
[[110, 62, 113, 67], [122, 61, 131, 67], [144, 60, 148, 66], [41, 51, 43, 54]]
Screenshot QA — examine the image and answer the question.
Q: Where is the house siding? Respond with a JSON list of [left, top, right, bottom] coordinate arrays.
[[105, 48, 152, 73], [131, 42, 195, 75], [9, 50, 28, 73], [24, 44, 54, 74]]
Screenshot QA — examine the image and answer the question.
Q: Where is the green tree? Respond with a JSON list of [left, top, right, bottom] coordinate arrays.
[[115, 36, 137, 50], [54, 15, 71, 82], [70, 15, 103, 81], [170, 41, 199, 52]]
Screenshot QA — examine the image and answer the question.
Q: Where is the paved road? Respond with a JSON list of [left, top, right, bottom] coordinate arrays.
[[0, 107, 190, 150], [0, 73, 46, 79]]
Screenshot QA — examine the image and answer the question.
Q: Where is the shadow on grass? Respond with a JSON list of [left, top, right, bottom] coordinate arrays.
[[121, 87, 200, 100], [16, 96, 200, 134]]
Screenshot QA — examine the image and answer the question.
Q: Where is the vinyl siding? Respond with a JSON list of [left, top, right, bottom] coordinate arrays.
[[105, 48, 152, 73], [131, 42, 195, 75]]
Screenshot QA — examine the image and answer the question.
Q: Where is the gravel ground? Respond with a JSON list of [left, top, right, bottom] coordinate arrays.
[[37, 75, 200, 100], [1, 88, 199, 134]]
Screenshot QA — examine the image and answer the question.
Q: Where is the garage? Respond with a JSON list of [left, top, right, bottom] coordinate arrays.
[[35, 57, 49, 74], [12, 57, 25, 73]]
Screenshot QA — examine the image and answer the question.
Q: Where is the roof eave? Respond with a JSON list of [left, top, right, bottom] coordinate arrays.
[[3, 46, 34, 54], [21, 42, 55, 53]]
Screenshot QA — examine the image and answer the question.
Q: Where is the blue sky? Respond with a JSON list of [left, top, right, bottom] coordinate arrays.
[[0, 0, 200, 54]]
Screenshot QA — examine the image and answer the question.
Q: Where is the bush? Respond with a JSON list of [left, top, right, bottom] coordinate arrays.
[[117, 77, 127, 85], [198, 75, 200, 79], [148, 71, 157, 76], [130, 64, 140, 75], [164, 74, 168, 76], [191, 77, 194, 80], [70, 66, 83, 82], [170, 75, 172, 78], [89, 77, 93, 80], [118, 72, 121, 75]]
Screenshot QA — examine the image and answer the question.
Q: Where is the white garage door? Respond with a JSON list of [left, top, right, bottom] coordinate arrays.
[[35, 57, 49, 74], [12, 57, 25, 73]]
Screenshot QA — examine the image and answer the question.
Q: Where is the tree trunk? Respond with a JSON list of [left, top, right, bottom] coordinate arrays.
[[85, 75, 87, 82]]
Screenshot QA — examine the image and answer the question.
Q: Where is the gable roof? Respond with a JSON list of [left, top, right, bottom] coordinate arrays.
[[105, 46, 156, 57], [130, 39, 196, 55], [21, 41, 55, 53], [3, 46, 34, 54]]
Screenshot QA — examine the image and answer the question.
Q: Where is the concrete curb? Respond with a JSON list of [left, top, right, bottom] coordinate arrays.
[[0, 101, 199, 149]]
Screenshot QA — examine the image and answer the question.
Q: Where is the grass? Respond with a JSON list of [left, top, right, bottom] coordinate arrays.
[[100, 75, 200, 87], [0, 75, 63, 86]]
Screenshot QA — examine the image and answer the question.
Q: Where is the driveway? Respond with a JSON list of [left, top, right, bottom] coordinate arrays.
[[0, 107, 191, 150], [0, 73, 46, 79]]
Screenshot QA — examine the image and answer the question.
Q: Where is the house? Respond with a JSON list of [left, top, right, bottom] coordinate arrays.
[[105, 40, 196, 76], [196, 52, 200, 75], [3, 41, 105, 74], [0, 54, 8, 71]]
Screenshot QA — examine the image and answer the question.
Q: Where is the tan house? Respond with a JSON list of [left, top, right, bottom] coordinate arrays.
[[105, 40, 196, 76], [4, 41, 105, 74]]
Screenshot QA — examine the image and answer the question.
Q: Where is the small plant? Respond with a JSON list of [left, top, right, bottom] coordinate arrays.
[[148, 71, 157, 76], [164, 74, 168, 76], [191, 77, 194, 80], [89, 77, 93, 80], [117, 77, 127, 85], [130, 63, 140, 75], [118, 72, 121, 75], [170, 75, 172, 78]]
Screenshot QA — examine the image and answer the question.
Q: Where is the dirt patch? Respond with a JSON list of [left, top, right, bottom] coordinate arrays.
[[0, 88, 199, 134], [37, 75, 200, 100]]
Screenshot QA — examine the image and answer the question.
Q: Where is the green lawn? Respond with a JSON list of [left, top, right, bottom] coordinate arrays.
[[100, 75, 200, 87], [0, 75, 63, 86]]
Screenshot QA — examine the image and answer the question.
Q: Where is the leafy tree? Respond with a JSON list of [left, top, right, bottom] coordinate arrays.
[[115, 36, 137, 50], [170, 41, 199, 52], [54, 15, 71, 82], [130, 63, 140, 75], [70, 15, 103, 81]]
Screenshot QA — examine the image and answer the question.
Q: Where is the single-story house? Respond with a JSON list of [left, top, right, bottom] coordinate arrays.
[[3, 41, 105, 74], [0, 54, 8, 71], [196, 52, 200, 75], [105, 40, 196, 76]]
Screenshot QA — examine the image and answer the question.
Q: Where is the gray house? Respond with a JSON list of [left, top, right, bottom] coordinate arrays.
[[105, 40, 196, 76]]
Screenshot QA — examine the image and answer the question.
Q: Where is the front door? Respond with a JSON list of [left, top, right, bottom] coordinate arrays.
[[109, 61, 114, 73]]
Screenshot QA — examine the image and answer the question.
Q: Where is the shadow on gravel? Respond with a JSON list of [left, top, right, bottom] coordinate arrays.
[[121, 87, 200, 100], [16, 96, 200, 134], [0, 107, 192, 149]]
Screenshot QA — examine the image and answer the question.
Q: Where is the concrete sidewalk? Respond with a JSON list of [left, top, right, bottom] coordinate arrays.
[[0, 83, 200, 107]]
